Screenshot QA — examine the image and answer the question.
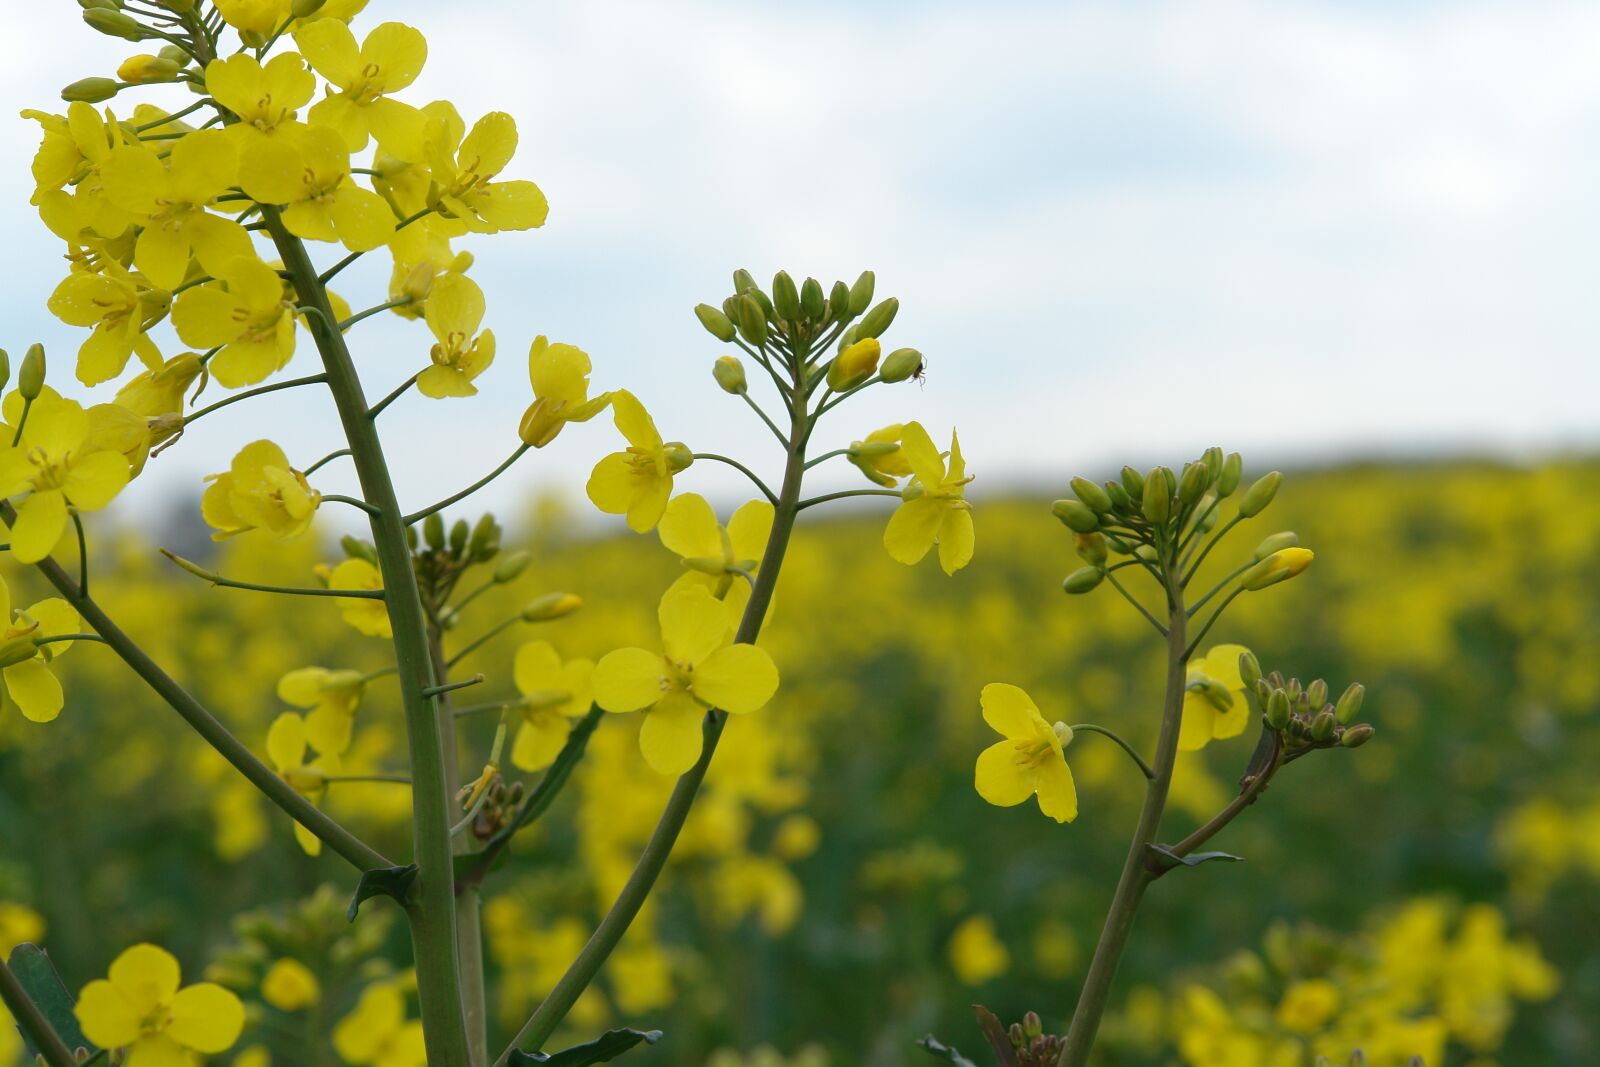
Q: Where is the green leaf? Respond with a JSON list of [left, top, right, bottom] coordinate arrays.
[[6, 943, 95, 1058], [917, 1034, 980, 1067], [346, 863, 418, 921], [1148, 843, 1243, 869], [506, 1027, 663, 1065]]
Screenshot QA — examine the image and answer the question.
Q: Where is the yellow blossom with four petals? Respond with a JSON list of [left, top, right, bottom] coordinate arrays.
[[75, 943, 245, 1065], [1178, 644, 1252, 752], [0, 575, 80, 724], [518, 335, 612, 447], [973, 682, 1078, 823], [509, 641, 595, 772], [0, 392, 131, 563], [883, 421, 974, 575], [416, 273, 494, 398], [657, 492, 773, 636], [585, 390, 692, 534], [201, 439, 321, 540]]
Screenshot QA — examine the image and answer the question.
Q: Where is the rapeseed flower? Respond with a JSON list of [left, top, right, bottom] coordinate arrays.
[[658, 492, 773, 635], [421, 104, 549, 234], [171, 256, 297, 388], [509, 641, 594, 772], [586, 390, 691, 533], [0, 392, 131, 563], [266, 711, 338, 856], [332, 983, 426, 1067], [241, 125, 395, 251], [296, 19, 430, 158], [0, 575, 79, 723], [329, 558, 390, 637], [518, 335, 611, 447], [973, 683, 1077, 823], [278, 666, 365, 756], [205, 53, 316, 144], [883, 421, 974, 575], [416, 273, 494, 398], [46, 259, 168, 385], [202, 440, 321, 540], [1178, 644, 1251, 752], [75, 943, 245, 1065]]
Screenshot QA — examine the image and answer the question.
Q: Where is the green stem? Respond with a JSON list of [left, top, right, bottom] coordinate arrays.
[[304, 447, 353, 476], [1058, 561, 1189, 1067], [1104, 571, 1166, 636], [369, 373, 420, 419], [160, 550, 384, 598], [1069, 724, 1154, 780], [740, 391, 789, 447], [0, 957, 77, 1067], [795, 488, 899, 511], [339, 297, 413, 331], [446, 615, 520, 669], [183, 373, 328, 428], [263, 205, 473, 1067], [692, 453, 778, 505], [495, 397, 811, 1065], [404, 445, 530, 525]]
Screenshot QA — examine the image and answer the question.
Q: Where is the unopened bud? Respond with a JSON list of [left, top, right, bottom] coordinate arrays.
[[117, 54, 180, 83], [828, 280, 852, 323], [61, 76, 121, 102], [771, 270, 799, 322], [1105, 481, 1132, 512], [736, 294, 767, 346], [732, 268, 757, 293], [1240, 547, 1314, 591], [878, 347, 923, 383], [856, 297, 899, 340], [848, 270, 875, 315], [1062, 566, 1104, 594], [0, 350, 9, 394], [663, 443, 694, 473], [84, 8, 149, 39], [19, 343, 46, 400], [1142, 466, 1173, 525], [1311, 708, 1336, 740], [1051, 498, 1099, 534], [1238, 471, 1282, 517], [1202, 446, 1224, 482], [341, 535, 376, 564], [448, 518, 470, 557], [1253, 531, 1298, 559], [1023, 1012, 1043, 1039], [1266, 689, 1290, 729], [494, 549, 531, 584], [1070, 476, 1113, 514], [1075, 532, 1108, 566], [468, 513, 500, 560], [1120, 465, 1145, 498], [827, 337, 881, 391], [713, 355, 747, 395], [693, 303, 736, 342], [1193, 678, 1234, 712], [800, 276, 825, 320], [1335, 682, 1365, 724], [523, 592, 581, 622], [1238, 649, 1261, 688], [1178, 461, 1209, 506], [1341, 724, 1375, 748], [423, 512, 445, 552], [1217, 451, 1243, 495], [1306, 679, 1328, 708]]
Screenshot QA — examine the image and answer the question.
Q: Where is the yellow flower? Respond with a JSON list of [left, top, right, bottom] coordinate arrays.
[[332, 983, 426, 1067], [883, 421, 974, 575], [241, 126, 395, 251], [0, 575, 81, 724], [171, 256, 297, 388], [385, 225, 470, 320], [1241, 546, 1315, 591], [295, 19, 430, 158], [585, 389, 692, 534], [111, 352, 203, 460], [973, 683, 1077, 823], [202, 440, 321, 541], [330, 559, 390, 638], [99, 130, 251, 290], [593, 586, 780, 775], [1178, 644, 1251, 752], [215, 0, 291, 36], [277, 666, 365, 756], [509, 641, 594, 772], [260, 958, 320, 1012], [22, 102, 136, 240], [75, 943, 245, 1063], [518, 335, 612, 447], [421, 103, 549, 234], [416, 273, 494, 398], [266, 711, 338, 856], [1276, 978, 1339, 1034], [205, 52, 316, 143], [657, 492, 773, 635], [848, 423, 912, 487], [0, 902, 45, 955], [948, 914, 1010, 986], [0, 392, 131, 563], [827, 336, 880, 391], [46, 259, 168, 386]]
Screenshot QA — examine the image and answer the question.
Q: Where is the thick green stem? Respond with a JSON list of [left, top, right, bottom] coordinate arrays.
[[495, 406, 809, 1065], [1058, 564, 1189, 1067], [264, 207, 473, 1067], [0, 957, 77, 1067]]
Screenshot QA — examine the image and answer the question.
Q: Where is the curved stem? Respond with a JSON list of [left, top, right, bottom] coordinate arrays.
[[32, 633, 106, 648], [1105, 571, 1166, 637], [0, 958, 77, 1067], [304, 447, 353, 476], [692, 453, 778, 506], [326, 773, 413, 785], [1187, 560, 1253, 616], [1181, 513, 1242, 587], [404, 445, 530, 525], [446, 614, 520, 669], [184, 373, 328, 427], [803, 448, 851, 469], [339, 297, 412, 331], [1070, 724, 1154, 780], [1166, 734, 1282, 861], [1186, 586, 1245, 657], [323, 493, 382, 516], [368, 373, 420, 420], [795, 488, 899, 511], [160, 550, 384, 598], [740, 392, 789, 447]]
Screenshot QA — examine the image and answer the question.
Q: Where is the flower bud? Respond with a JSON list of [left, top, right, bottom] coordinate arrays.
[[828, 280, 852, 323], [1202, 446, 1224, 482], [736, 294, 767, 346], [1335, 682, 1365, 724], [1241, 547, 1314, 591], [1217, 451, 1243, 495], [1238, 471, 1282, 517], [663, 443, 694, 473], [341, 535, 377, 564], [1306, 678, 1328, 708], [848, 270, 875, 315], [1022, 1012, 1043, 1040], [1238, 649, 1261, 688], [0, 635, 40, 669], [1141, 466, 1173, 524], [1266, 689, 1290, 729], [1178, 461, 1209, 507], [732, 268, 757, 293], [878, 347, 923, 383], [84, 8, 149, 39], [713, 355, 747, 395], [61, 76, 121, 102], [1341, 724, 1375, 748], [448, 518, 470, 557], [523, 592, 581, 622], [423, 512, 445, 552], [19, 343, 46, 400], [494, 549, 531, 584], [1105, 481, 1132, 512], [1193, 678, 1234, 712], [468, 513, 500, 560], [1070, 476, 1113, 514], [857, 297, 898, 340], [827, 337, 881, 391], [1051, 498, 1099, 534], [772, 270, 799, 323], [77, 0, 121, 9], [800, 276, 825, 321], [1253, 531, 1298, 559], [117, 54, 181, 83], [1075, 532, 1108, 566], [1311, 708, 1336, 740], [694, 303, 737, 342], [1120, 466, 1145, 498], [1062, 566, 1104, 594], [0, 350, 9, 394]]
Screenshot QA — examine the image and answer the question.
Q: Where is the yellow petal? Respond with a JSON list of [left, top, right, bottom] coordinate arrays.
[[172, 286, 245, 348], [4, 660, 64, 723], [1177, 691, 1217, 752], [126, 1034, 190, 1067], [108, 944, 182, 1015], [294, 17, 360, 86], [585, 452, 636, 515], [980, 683, 1042, 740], [510, 713, 570, 773], [609, 389, 661, 449], [639, 691, 705, 775], [883, 496, 941, 566], [267, 711, 308, 771], [472, 180, 548, 230], [75, 979, 140, 1049], [625, 472, 671, 534], [938, 506, 975, 575], [64, 450, 130, 511], [167, 982, 244, 1053], [167, 129, 236, 203], [1195, 644, 1250, 692], [424, 273, 484, 340], [974, 740, 1032, 807], [365, 97, 429, 160], [304, 705, 354, 756], [896, 421, 947, 487], [527, 335, 591, 405], [657, 493, 721, 560], [726, 499, 775, 559], [330, 185, 395, 251], [362, 22, 427, 91], [12, 489, 68, 564], [592, 648, 665, 712], [458, 111, 517, 177], [693, 643, 778, 714], [1032, 755, 1078, 823], [658, 585, 727, 666], [134, 223, 192, 292], [512, 640, 561, 695]]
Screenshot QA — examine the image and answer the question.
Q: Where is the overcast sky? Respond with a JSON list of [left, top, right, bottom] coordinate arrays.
[[3, 0, 1597, 534]]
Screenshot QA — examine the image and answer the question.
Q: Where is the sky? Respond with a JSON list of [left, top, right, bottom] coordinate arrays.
[[2, 0, 1598, 535]]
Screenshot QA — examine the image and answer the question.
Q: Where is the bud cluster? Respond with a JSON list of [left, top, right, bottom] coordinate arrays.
[[975, 1007, 1064, 1067], [71, 0, 205, 101], [1250, 657, 1373, 756], [460, 775, 525, 841]]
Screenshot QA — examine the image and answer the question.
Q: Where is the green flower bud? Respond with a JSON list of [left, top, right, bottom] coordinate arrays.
[[1120, 465, 1145, 498], [1142, 466, 1173, 525], [713, 355, 747, 395], [1062, 566, 1104, 594], [1266, 689, 1290, 729], [1070, 476, 1113, 514], [857, 297, 899, 340], [1238, 649, 1261, 688], [468, 513, 500, 560], [1238, 470, 1283, 517], [84, 8, 148, 40], [746, 286, 774, 318], [736, 293, 768, 346], [341, 535, 377, 564], [0, 350, 9, 394], [523, 592, 581, 622], [1341, 724, 1375, 748], [19, 343, 46, 400], [1103, 532, 1135, 555], [1306, 678, 1328, 708], [1075, 532, 1108, 566], [1241, 547, 1314, 591], [721, 295, 742, 323], [1253, 531, 1299, 559], [494, 549, 531, 584], [772, 270, 799, 322], [694, 302, 737, 342], [1105, 481, 1132, 512], [1335, 682, 1365, 724], [800, 277, 825, 321], [828, 280, 852, 323], [1051, 498, 1099, 534], [664, 443, 694, 473], [848, 270, 875, 315], [1285, 678, 1303, 703], [448, 518, 470, 557], [423, 512, 446, 551], [117, 54, 181, 83], [1178, 461, 1209, 507], [78, 0, 121, 10], [1255, 677, 1273, 704], [1218, 451, 1243, 495], [1311, 708, 1336, 740], [1202, 446, 1224, 482], [878, 347, 923, 383], [61, 76, 121, 102], [158, 43, 189, 62], [732, 268, 757, 293], [1193, 678, 1234, 712]]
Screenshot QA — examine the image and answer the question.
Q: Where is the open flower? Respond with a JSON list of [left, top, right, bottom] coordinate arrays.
[[46, 259, 168, 386], [422, 103, 549, 234], [658, 492, 772, 636], [518, 335, 611, 447], [278, 666, 365, 756], [974, 683, 1077, 823], [0, 392, 131, 563], [296, 19, 430, 158], [332, 983, 426, 1067], [266, 711, 339, 856], [75, 943, 245, 1064], [202, 440, 321, 540], [416, 273, 494, 398], [585, 390, 691, 534], [0, 575, 79, 724], [883, 421, 974, 575], [509, 641, 594, 772], [206, 52, 316, 144], [171, 256, 297, 388], [241, 125, 395, 251], [1179, 644, 1252, 752], [593, 586, 779, 775], [848, 423, 912, 487], [329, 558, 390, 638]]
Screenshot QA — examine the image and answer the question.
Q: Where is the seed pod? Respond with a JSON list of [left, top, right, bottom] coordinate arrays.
[[772, 270, 799, 323], [1341, 724, 1375, 748], [848, 270, 875, 314], [1051, 499, 1099, 534], [857, 297, 899, 340], [19, 344, 45, 399], [878, 347, 923, 383], [1218, 451, 1243, 495], [801, 277, 825, 321], [423, 512, 446, 552], [1238, 649, 1262, 688], [523, 592, 581, 622], [1253, 531, 1298, 559], [1062, 566, 1104, 594], [694, 303, 737, 342], [1075, 532, 1108, 566], [736, 293, 767, 346], [1142, 466, 1173, 524], [1238, 471, 1283, 517], [1120, 465, 1145, 498], [61, 76, 121, 102], [1335, 682, 1365, 724], [494, 549, 531, 584], [1070, 476, 1113, 514], [713, 355, 747, 394]]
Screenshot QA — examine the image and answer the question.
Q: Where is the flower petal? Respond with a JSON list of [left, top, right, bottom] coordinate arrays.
[[108, 944, 181, 1015], [639, 691, 705, 775], [1032, 755, 1078, 823], [883, 496, 941, 566], [657, 493, 721, 560], [167, 982, 244, 1053], [694, 643, 778, 714], [658, 585, 727, 666], [75, 979, 141, 1049], [592, 648, 666, 712], [974, 740, 1031, 807], [980, 683, 1042, 740], [4, 660, 63, 723]]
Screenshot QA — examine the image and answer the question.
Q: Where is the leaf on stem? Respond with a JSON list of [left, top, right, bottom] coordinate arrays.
[[916, 1033, 981, 1067], [1147, 843, 1243, 871], [346, 863, 419, 921], [5, 944, 95, 1059], [507, 1027, 664, 1065]]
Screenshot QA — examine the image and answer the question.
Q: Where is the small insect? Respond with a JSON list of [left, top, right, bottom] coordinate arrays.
[[911, 357, 928, 387]]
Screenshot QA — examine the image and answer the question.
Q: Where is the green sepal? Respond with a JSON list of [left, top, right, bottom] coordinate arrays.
[[507, 1027, 663, 1065], [6, 943, 95, 1058], [346, 863, 419, 921]]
